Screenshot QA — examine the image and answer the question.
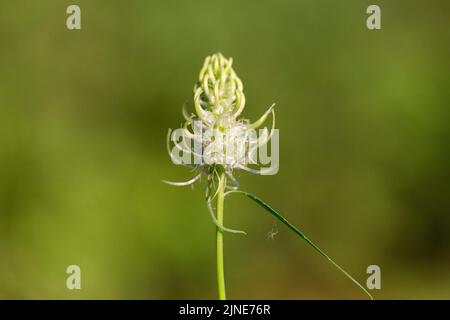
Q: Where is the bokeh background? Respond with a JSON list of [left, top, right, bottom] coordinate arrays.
[[0, 0, 449, 299]]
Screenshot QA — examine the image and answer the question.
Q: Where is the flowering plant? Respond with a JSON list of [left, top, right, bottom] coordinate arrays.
[[164, 53, 372, 300]]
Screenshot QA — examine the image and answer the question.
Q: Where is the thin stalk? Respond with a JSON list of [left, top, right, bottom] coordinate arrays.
[[216, 172, 226, 300]]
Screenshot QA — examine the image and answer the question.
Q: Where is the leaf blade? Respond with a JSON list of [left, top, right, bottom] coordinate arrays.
[[226, 190, 373, 300]]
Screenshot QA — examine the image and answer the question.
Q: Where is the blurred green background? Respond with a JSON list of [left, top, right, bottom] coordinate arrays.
[[0, 0, 449, 299]]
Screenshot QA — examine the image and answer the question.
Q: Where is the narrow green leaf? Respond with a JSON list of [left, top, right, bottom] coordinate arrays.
[[226, 190, 373, 300]]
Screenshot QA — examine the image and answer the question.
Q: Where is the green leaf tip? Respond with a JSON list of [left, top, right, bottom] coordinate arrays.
[[225, 190, 374, 300]]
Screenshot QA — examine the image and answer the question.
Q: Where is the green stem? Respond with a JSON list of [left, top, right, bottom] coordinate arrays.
[[216, 173, 226, 300]]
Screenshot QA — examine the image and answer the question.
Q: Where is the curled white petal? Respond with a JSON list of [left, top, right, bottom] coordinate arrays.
[[225, 172, 240, 190], [207, 198, 247, 235], [250, 104, 275, 129], [162, 172, 203, 186]]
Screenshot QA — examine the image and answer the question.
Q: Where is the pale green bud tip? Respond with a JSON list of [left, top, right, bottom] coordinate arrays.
[[194, 53, 245, 124]]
